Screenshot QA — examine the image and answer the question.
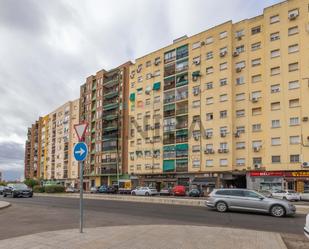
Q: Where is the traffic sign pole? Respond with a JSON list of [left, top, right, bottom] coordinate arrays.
[[80, 160, 84, 233]]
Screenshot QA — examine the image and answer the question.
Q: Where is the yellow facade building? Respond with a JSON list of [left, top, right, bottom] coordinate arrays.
[[128, 0, 309, 192]]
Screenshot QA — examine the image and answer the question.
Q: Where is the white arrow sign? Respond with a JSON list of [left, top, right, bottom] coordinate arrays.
[[74, 123, 88, 141], [75, 148, 85, 156]]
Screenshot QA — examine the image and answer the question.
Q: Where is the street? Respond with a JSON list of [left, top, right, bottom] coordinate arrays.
[[0, 195, 308, 248]]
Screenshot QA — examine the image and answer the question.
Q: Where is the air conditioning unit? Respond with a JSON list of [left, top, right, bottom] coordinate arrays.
[[192, 76, 198, 82], [194, 136, 199, 141], [151, 126, 155, 130], [200, 41, 206, 46], [149, 140, 153, 144], [193, 60, 201, 65], [223, 149, 229, 153], [251, 97, 259, 102], [236, 67, 242, 73], [154, 59, 161, 65], [204, 150, 209, 154], [234, 132, 240, 138], [237, 36, 242, 41], [302, 162, 309, 167], [218, 148, 223, 153], [254, 163, 261, 169], [220, 51, 227, 57], [303, 117, 309, 122], [253, 146, 261, 152], [206, 134, 212, 139], [220, 132, 227, 137], [288, 13, 298, 20], [193, 91, 199, 96], [233, 51, 239, 57]]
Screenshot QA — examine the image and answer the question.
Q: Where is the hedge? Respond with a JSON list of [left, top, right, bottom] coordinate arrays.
[[44, 185, 65, 193], [33, 185, 45, 193]]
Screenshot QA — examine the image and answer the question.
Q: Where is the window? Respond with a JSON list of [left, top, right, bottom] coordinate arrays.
[[219, 31, 227, 39], [288, 44, 299, 53], [289, 99, 299, 108], [220, 110, 227, 119], [271, 120, 280, 128], [251, 91, 261, 99], [288, 26, 298, 36], [251, 42, 261, 51], [137, 76, 143, 83], [270, 15, 280, 24], [193, 159, 200, 168], [206, 97, 214, 105], [206, 51, 213, 60], [236, 93, 245, 101], [252, 140, 262, 148], [220, 78, 227, 86], [252, 107, 262, 116], [206, 113, 213, 121], [271, 137, 281, 146], [220, 47, 228, 54], [271, 84, 280, 93], [206, 37, 213, 45], [236, 45, 245, 53], [189, 41, 201, 51], [235, 29, 245, 38], [236, 142, 245, 150], [252, 74, 261, 83], [205, 128, 213, 137], [236, 109, 245, 118], [220, 159, 228, 166], [272, 156, 281, 163], [253, 157, 262, 165], [290, 136, 300, 144], [137, 113, 142, 120], [220, 62, 227, 71], [206, 67, 214, 74], [154, 70, 160, 77], [220, 142, 228, 149], [193, 86, 200, 95], [271, 67, 280, 76], [220, 94, 228, 102], [192, 100, 200, 108], [289, 80, 299, 90], [290, 154, 300, 163], [205, 82, 213, 89], [236, 126, 245, 134], [289, 62, 298, 72], [131, 82, 135, 88], [192, 145, 200, 152], [236, 61, 245, 69], [146, 61, 151, 67], [251, 58, 261, 67], [236, 76, 245, 85], [206, 160, 213, 167], [252, 123, 261, 132], [271, 49, 280, 58], [154, 96, 160, 103], [251, 26, 261, 35], [270, 32, 280, 41], [290, 117, 300, 126], [236, 158, 245, 166]]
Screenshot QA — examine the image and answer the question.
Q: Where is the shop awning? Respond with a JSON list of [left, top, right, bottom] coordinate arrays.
[[192, 71, 201, 77], [163, 160, 175, 172], [153, 82, 161, 90], [164, 103, 175, 111], [163, 145, 175, 151], [176, 143, 188, 151], [129, 93, 135, 101]]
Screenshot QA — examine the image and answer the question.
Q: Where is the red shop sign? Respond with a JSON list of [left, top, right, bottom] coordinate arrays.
[[250, 171, 284, 177]]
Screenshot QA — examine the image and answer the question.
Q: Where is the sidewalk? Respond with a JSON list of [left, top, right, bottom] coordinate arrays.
[[0, 225, 287, 249], [36, 193, 309, 214], [0, 201, 10, 210]]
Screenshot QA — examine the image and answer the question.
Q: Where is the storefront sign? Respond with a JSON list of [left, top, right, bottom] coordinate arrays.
[[250, 171, 309, 177], [250, 171, 284, 177]]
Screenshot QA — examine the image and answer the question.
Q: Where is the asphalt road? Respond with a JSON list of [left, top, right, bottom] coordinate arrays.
[[0, 195, 308, 243]]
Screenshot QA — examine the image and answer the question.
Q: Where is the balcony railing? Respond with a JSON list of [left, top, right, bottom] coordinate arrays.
[[102, 158, 117, 163]]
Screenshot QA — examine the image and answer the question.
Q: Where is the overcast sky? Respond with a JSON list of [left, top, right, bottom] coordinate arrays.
[[0, 0, 282, 181]]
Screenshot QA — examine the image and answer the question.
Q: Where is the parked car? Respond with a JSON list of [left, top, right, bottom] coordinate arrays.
[[90, 186, 98, 193], [172, 185, 186, 196], [65, 187, 79, 193], [0, 186, 4, 195], [305, 213, 309, 239], [206, 188, 296, 217], [300, 191, 309, 201], [98, 185, 117, 194], [257, 190, 272, 198], [131, 187, 158, 196], [189, 189, 203, 197], [159, 187, 172, 196], [271, 190, 300, 201], [3, 183, 33, 198]]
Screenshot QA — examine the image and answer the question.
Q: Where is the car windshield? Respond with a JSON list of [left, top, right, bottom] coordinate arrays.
[[13, 184, 28, 190]]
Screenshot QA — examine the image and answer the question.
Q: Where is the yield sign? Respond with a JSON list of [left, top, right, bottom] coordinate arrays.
[[74, 122, 88, 142]]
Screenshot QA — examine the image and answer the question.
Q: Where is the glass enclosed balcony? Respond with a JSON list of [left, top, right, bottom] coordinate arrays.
[[176, 101, 188, 115], [175, 59, 188, 74], [175, 143, 188, 158], [163, 103, 175, 117], [176, 129, 188, 143], [164, 63, 176, 78], [176, 159, 188, 172], [164, 76, 175, 91], [176, 115, 188, 129], [164, 90, 175, 104], [175, 86, 188, 101], [176, 44, 188, 60], [176, 73, 188, 87], [163, 132, 175, 145]]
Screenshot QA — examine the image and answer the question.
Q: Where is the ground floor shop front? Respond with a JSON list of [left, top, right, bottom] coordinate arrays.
[[246, 171, 309, 193]]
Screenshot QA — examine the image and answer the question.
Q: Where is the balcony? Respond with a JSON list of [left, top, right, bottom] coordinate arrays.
[[163, 132, 175, 145], [176, 129, 188, 143], [103, 114, 118, 121], [104, 78, 119, 87], [102, 158, 117, 163], [176, 101, 188, 115], [100, 166, 117, 175], [103, 102, 118, 111], [176, 159, 188, 172], [176, 73, 188, 88], [176, 115, 188, 130], [164, 63, 176, 78], [102, 146, 117, 151], [104, 88, 119, 99], [164, 76, 175, 91]]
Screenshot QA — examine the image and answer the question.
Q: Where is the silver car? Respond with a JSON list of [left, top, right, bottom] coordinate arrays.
[[206, 189, 296, 217], [131, 187, 158, 196]]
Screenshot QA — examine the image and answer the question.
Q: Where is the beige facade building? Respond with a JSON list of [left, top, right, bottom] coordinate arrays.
[[128, 0, 309, 192]]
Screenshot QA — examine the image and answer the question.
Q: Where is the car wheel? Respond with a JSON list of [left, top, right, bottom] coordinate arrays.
[[270, 205, 285, 217], [216, 201, 228, 212], [3, 193, 6, 197], [12, 193, 15, 198], [132, 192, 136, 196], [145, 192, 150, 196]]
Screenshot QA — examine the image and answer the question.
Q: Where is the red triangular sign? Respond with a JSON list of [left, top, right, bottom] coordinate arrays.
[[74, 123, 88, 141]]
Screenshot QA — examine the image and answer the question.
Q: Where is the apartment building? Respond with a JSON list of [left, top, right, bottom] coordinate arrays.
[[128, 0, 309, 193], [43, 99, 80, 187], [79, 62, 132, 189], [24, 120, 41, 179]]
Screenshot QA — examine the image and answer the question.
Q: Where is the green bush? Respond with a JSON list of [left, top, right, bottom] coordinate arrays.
[[24, 179, 39, 188], [33, 185, 45, 193], [0, 182, 6, 186], [44, 185, 65, 193]]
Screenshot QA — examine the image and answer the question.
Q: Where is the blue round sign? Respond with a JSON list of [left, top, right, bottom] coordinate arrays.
[[73, 142, 88, 161]]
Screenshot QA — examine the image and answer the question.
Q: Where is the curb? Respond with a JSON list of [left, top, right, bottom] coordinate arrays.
[[275, 234, 288, 249], [0, 201, 11, 210]]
